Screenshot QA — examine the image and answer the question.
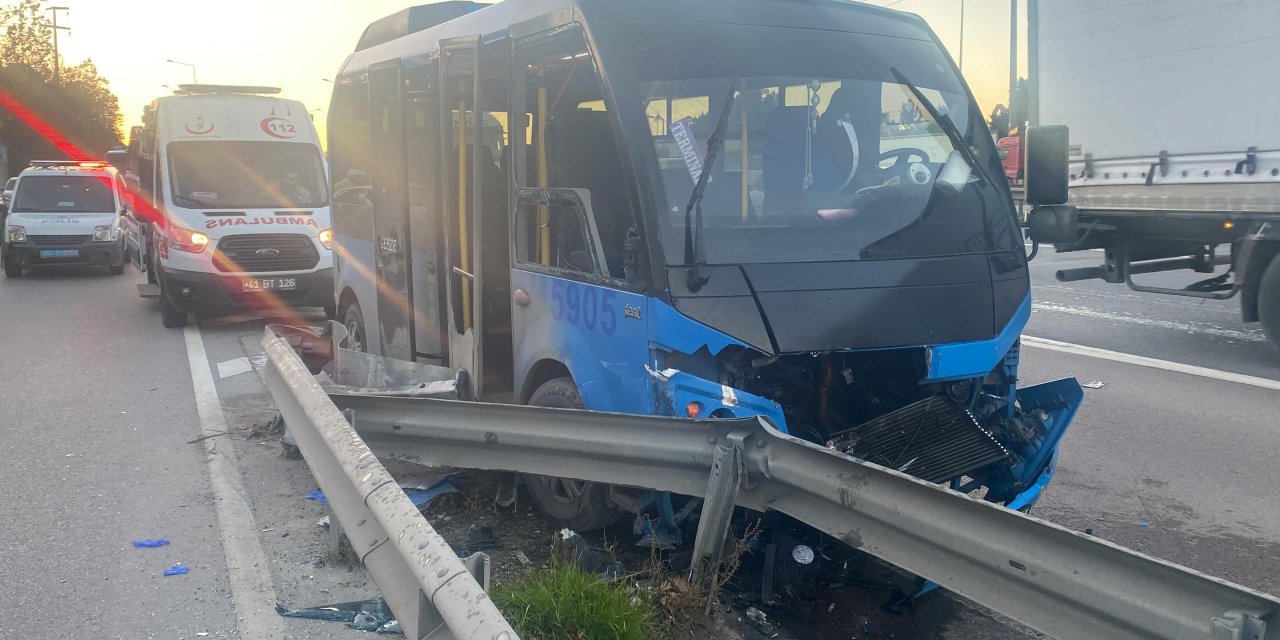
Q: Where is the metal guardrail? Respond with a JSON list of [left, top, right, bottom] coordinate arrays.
[[261, 327, 518, 640], [262, 325, 1280, 640]]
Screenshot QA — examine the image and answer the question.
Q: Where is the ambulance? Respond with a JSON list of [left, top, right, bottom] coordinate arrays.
[[125, 85, 333, 327]]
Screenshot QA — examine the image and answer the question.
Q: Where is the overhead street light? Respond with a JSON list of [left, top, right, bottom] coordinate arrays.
[[166, 59, 198, 84], [48, 6, 70, 83]]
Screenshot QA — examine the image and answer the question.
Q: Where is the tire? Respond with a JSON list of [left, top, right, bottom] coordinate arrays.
[[1259, 254, 1280, 351], [3, 252, 21, 278], [159, 274, 188, 328], [523, 377, 626, 531], [324, 304, 337, 321], [109, 263, 125, 275], [342, 302, 368, 353]]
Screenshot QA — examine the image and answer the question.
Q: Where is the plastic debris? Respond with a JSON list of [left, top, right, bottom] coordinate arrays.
[[163, 564, 189, 576], [1140, 520, 1151, 527], [1082, 380, 1107, 389], [132, 539, 170, 548], [317, 515, 330, 529], [1096, 517, 1106, 522], [403, 480, 458, 512], [305, 490, 328, 503], [216, 357, 254, 379], [515, 550, 531, 566], [466, 524, 499, 551], [556, 528, 625, 580], [744, 607, 779, 638], [276, 597, 401, 634]]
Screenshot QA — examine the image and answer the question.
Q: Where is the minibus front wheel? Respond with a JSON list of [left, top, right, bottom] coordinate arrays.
[[524, 377, 625, 531]]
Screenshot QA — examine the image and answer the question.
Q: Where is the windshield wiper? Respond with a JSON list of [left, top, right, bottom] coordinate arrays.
[[171, 194, 208, 208], [683, 76, 739, 292], [889, 67, 987, 189]]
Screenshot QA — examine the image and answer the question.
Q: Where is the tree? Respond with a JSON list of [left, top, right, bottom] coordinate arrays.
[[0, 0, 122, 174]]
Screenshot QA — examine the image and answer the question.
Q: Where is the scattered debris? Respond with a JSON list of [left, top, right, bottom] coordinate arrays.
[[307, 478, 458, 511], [317, 516, 330, 529], [163, 564, 189, 576], [466, 524, 499, 551], [403, 480, 459, 512], [132, 539, 170, 548], [1085, 528, 1094, 535], [515, 550, 531, 566], [216, 357, 254, 379], [1139, 520, 1151, 527], [744, 607, 779, 637], [186, 431, 228, 445], [276, 597, 401, 634], [556, 528, 625, 580], [1081, 380, 1107, 389], [196, 633, 209, 637], [1096, 517, 1106, 522]]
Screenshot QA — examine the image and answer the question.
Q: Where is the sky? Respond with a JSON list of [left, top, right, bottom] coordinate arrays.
[[51, 0, 1025, 147]]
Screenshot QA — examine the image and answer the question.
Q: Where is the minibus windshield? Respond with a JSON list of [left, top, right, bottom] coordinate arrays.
[[608, 21, 1019, 265], [167, 141, 327, 209]]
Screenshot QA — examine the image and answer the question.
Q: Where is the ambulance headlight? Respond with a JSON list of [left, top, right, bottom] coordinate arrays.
[[318, 227, 333, 250]]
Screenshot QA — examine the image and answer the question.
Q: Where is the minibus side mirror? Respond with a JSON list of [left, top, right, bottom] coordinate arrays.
[[1024, 125, 1069, 206], [1027, 204, 1080, 244]]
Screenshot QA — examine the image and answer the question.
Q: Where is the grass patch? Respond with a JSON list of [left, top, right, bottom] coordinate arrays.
[[494, 563, 655, 640]]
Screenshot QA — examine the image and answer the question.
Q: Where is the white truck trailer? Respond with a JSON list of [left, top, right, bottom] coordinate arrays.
[[1032, 0, 1280, 348]]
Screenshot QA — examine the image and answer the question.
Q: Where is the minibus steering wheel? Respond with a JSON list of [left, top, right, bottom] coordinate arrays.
[[878, 148, 930, 182]]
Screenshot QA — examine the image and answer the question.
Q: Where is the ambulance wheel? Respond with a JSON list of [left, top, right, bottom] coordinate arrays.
[[159, 277, 188, 328], [1259, 254, 1280, 351], [523, 377, 625, 531]]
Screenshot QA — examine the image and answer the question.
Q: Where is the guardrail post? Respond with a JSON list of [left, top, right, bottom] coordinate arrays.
[[689, 441, 743, 589]]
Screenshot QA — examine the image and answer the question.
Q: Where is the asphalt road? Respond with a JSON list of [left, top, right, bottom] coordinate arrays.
[[0, 252, 1275, 639]]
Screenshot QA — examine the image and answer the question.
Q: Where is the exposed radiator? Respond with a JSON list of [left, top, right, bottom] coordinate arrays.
[[828, 397, 1009, 483]]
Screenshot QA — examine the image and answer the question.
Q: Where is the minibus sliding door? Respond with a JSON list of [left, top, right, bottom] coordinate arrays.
[[369, 60, 415, 361]]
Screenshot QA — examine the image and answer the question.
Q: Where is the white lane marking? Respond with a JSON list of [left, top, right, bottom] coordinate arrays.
[[1032, 301, 1268, 343], [1032, 284, 1241, 315], [183, 325, 286, 639], [1022, 335, 1280, 391]]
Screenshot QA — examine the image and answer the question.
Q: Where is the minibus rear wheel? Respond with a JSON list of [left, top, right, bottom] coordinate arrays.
[[524, 377, 625, 531]]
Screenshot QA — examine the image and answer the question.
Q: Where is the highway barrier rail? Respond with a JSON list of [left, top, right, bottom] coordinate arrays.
[[261, 324, 1279, 640]]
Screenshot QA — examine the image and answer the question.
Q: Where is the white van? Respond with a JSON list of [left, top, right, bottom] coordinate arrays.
[[126, 85, 333, 327], [2, 161, 128, 277]]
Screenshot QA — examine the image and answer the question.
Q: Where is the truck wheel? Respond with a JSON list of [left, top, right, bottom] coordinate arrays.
[[159, 276, 188, 328], [1259, 254, 1280, 350], [342, 302, 368, 353], [523, 377, 625, 532]]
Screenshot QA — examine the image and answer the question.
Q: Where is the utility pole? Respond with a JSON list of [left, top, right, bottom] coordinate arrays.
[[1027, 0, 1039, 126], [48, 6, 70, 83], [958, 0, 966, 72], [1010, 0, 1018, 126]]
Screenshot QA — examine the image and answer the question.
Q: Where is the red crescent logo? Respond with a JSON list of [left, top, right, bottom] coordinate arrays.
[[185, 117, 214, 135], [260, 116, 298, 139]]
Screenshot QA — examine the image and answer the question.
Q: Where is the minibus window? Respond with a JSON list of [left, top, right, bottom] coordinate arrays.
[[607, 21, 1019, 266]]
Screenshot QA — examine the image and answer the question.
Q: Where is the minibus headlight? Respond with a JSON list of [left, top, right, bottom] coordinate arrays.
[[6, 225, 26, 243], [168, 225, 209, 253], [318, 228, 333, 250]]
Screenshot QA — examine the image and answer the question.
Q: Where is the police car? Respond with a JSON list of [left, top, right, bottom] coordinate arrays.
[[2, 161, 128, 277]]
